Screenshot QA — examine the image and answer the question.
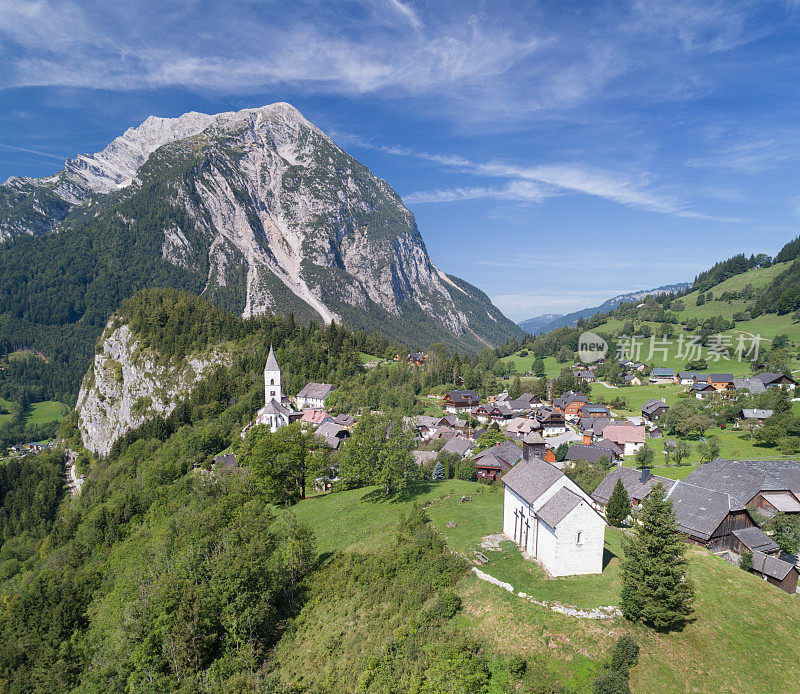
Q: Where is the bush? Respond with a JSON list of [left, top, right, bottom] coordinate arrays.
[[429, 592, 462, 621], [593, 672, 630, 694], [610, 635, 639, 672], [739, 550, 753, 572]]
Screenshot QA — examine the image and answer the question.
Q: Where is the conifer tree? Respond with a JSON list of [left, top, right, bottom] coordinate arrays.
[[620, 483, 694, 631], [432, 461, 446, 481], [606, 478, 631, 527]]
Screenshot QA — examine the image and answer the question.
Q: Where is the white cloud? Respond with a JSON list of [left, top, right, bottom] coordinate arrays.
[[404, 180, 551, 204]]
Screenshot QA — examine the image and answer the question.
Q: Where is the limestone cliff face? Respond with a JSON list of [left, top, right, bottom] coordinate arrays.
[[76, 323, 231, 456], [0, 102, 523, 350]]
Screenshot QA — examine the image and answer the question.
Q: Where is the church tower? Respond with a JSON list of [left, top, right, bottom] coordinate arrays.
[[264, 344, 281, 403]]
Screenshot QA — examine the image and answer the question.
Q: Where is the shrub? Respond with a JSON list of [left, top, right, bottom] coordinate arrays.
[[739, 550, 753, 572], [429, 592, 462, 621], [593, 672, 630, 694], [610, 635, 639, 672]]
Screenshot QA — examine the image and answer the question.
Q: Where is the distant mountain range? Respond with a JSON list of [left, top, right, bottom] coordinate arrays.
[[518, 284, 691, 334]]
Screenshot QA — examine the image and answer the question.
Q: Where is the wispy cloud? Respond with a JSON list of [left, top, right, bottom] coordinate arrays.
[[0, 142, 64, 160], [404, 180, 551, 204], [379, 142, 734, 220]]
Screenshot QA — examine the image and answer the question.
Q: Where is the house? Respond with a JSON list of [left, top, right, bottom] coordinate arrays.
[[300, 409, 333, 426], [515, 393, 544, 409], [580, 417, 614, 442], [573, 369, 595, 382], [739, 409, 773, 423], [472, 441, 523, 480], [649, 367, 675, 384], [641, 398, 669, 422], [412, 450, 437, 467], [295, 382, 336, 409], [441, 436, 474, 458], [407, 352, 429, 366], [536, 408, 568, 436], [564, 443, 615, 465], [409, 415, 446, 440], [501, 456, 606, 576], [506, 416, 536, 437], [731, 526, 779, 555], [254, 346, 299, 432], [748, 551, 800, 594], [475, 401, 514, 422], [649, 426, 663, 439], [315, 422, 350, 449], [602, 424, 646, 456], [212, 453, 238, 471], [454, 376, 465, 387], [594, 438, 623, 460], [754, 372, 798, 389], [707, 374, 734, 392], [553, 391, 588, 415], [623, 374, 642, 386], [692, 382, 716, 399], [443, 389, 481, 413], [666, 481, 756, 551], [683, 458, 800, 519], [733, 377, 767, 394], [579, 403, 611, 419], [333, 414, 357, 428], [677, 371, 701, 385], [592, 467, 673, 513]]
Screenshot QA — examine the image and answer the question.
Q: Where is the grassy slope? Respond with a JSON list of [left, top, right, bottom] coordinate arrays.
[[25, 400, 65, 425], [500, 354, 564, 378], [292, 481, 800, 694]]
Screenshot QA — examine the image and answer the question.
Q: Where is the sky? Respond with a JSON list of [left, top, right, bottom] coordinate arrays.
[[1, 0, 800, 321]]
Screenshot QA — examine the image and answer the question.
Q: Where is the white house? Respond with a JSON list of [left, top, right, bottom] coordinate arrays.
[[295, 382, 336, 409], [254, 346, 297, 432], [501, 457, 606, 577], [602, 424, 645, 457]]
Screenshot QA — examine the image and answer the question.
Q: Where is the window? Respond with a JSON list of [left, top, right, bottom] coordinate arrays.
[[270, 379, 275, 385], [576, 531, 583, 545]]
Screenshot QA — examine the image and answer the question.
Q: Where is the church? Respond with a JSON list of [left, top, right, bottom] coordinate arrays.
[[254, 345, 299, 432]]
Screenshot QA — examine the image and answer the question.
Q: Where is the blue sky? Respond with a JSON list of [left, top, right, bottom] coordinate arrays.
[[1, 0, 800, 321]]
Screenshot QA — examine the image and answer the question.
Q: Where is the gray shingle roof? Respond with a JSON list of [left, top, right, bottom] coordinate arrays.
[[762, 492, 800, 512], [734, 377, 767, 393], [565, 443, 614, 464], [683, 458, 800, 506], [666, 481, 745, 541], [651, 367, 674, 377], [642, 398, 669, 415], [442, 437, 473, 456], [536, 487, 584, 528], [740, 409, 773, 420], [265, 344, 279, 371], [297, 382, 336, 400], [732, 526, 779, 554], [472, 441, 523, 471], [592, 466, 673, 506], [751, 550, 797, 581], [501, 456, 564, 505], [315, 422, 348, 439]]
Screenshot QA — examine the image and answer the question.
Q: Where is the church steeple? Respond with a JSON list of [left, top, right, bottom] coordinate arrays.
[[264, 344, 281, 402]]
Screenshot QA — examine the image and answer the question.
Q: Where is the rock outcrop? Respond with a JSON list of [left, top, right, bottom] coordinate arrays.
[[76, 323, 231, 456]]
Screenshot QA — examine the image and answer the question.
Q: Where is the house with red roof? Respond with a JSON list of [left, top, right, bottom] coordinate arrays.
[[602, 424, 646, 456]]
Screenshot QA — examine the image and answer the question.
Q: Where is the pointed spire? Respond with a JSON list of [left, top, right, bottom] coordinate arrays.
[[265, 344, 280, 372]]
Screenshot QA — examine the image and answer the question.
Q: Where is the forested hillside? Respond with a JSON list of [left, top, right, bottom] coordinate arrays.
[[0, 290, 544, 692]]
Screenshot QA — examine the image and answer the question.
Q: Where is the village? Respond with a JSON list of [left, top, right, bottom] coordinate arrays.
[[209, 346, 800, 597]]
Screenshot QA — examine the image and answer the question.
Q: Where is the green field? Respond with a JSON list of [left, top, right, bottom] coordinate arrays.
[[291, 480, 800, 693], [25, 400, 66, 425], [0, 397, 14, 426], [500, 354, 564, 378]]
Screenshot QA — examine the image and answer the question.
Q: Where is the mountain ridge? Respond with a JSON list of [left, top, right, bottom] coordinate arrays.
[[0, 103, 522, 400], [518, 283, 691, 334]]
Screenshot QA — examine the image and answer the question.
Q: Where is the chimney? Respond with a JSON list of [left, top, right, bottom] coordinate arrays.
[[640, 467, 651, 483]]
